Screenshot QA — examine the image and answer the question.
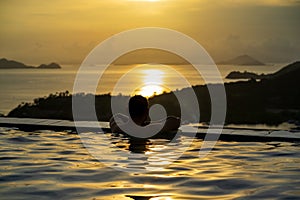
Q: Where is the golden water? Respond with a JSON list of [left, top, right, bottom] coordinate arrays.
[[1, 127, 299, 199]]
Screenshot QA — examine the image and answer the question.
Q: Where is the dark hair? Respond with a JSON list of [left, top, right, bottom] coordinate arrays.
[[129, 95, 148, 118]]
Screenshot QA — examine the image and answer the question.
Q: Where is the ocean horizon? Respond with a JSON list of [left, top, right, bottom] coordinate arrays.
[[0, 63, 285, 115]]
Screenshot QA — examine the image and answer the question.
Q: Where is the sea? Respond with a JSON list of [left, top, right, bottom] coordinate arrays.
[[0, 63, 285, 115], [1, 63, 300, 200]]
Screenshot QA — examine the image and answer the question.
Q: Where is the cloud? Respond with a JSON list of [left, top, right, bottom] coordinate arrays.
[[213, 34, 300, 63], [187, 0, 300, 7], [254, 0, 300, 6], [1, 0, 299, 64], [256, 38, 300, 62]]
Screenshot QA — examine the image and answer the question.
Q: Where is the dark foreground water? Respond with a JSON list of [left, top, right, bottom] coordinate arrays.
[[0, 127, 300, 200]]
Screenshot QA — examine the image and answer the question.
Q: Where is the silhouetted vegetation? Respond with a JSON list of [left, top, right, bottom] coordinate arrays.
[[7, 62, 300, 125], [226, 71, 267, 79], [226, 62, 300, 80]]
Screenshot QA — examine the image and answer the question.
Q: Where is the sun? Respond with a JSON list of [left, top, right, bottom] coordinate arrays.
[[134, 68, 166, 98], [138, 84, 164, 98], [133, 0, 160, 1], [129, 0, 160, 2]]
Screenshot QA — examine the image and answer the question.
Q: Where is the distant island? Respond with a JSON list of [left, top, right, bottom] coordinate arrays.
[[37, 63, 61, 69], [6, 61, 300, 125], [218, 54, 265, 66], [226, 71, 267, 80], [0, 58, 61, 69]]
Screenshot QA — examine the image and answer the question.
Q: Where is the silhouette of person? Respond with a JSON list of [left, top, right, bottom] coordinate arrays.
[[109, 95, 180, 136]]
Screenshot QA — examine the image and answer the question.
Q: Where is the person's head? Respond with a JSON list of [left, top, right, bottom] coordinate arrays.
[[129, 95, 149, 122]]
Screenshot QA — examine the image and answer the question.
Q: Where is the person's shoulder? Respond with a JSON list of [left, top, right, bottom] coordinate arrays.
[[109, 113, 129, 133]]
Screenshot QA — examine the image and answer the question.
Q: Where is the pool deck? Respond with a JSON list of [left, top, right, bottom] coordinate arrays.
[[0, 117, 300, 142]]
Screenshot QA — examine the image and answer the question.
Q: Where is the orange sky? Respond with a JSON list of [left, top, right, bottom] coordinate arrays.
[[0, 0, 299, 64]]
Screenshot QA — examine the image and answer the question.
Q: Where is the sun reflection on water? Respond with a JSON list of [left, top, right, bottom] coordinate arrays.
[[150, 197, 173, 200]]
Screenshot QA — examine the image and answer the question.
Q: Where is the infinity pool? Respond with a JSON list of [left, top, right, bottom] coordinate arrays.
[[0, 127, 299, 199]]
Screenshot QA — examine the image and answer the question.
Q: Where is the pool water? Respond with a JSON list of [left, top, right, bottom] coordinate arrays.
[[0, 127, 299, 200]]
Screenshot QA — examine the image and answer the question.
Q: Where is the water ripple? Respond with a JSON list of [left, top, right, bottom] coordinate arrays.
[[0, 128, 299, 199]]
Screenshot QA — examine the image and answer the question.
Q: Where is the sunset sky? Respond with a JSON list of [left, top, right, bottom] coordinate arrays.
[[1, 0, 299, 65]]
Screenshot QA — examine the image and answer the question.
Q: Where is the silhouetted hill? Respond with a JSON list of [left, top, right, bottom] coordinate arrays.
[[223, 61, 300, 124], [268, 61, 300, 79], [7, 62, 300, 125], [226, 61, 300, 80], [219, 55, 265, 65], [0, 58, 34, 69], [37, 63, 61, 69], [0, 58, 61, 69]]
